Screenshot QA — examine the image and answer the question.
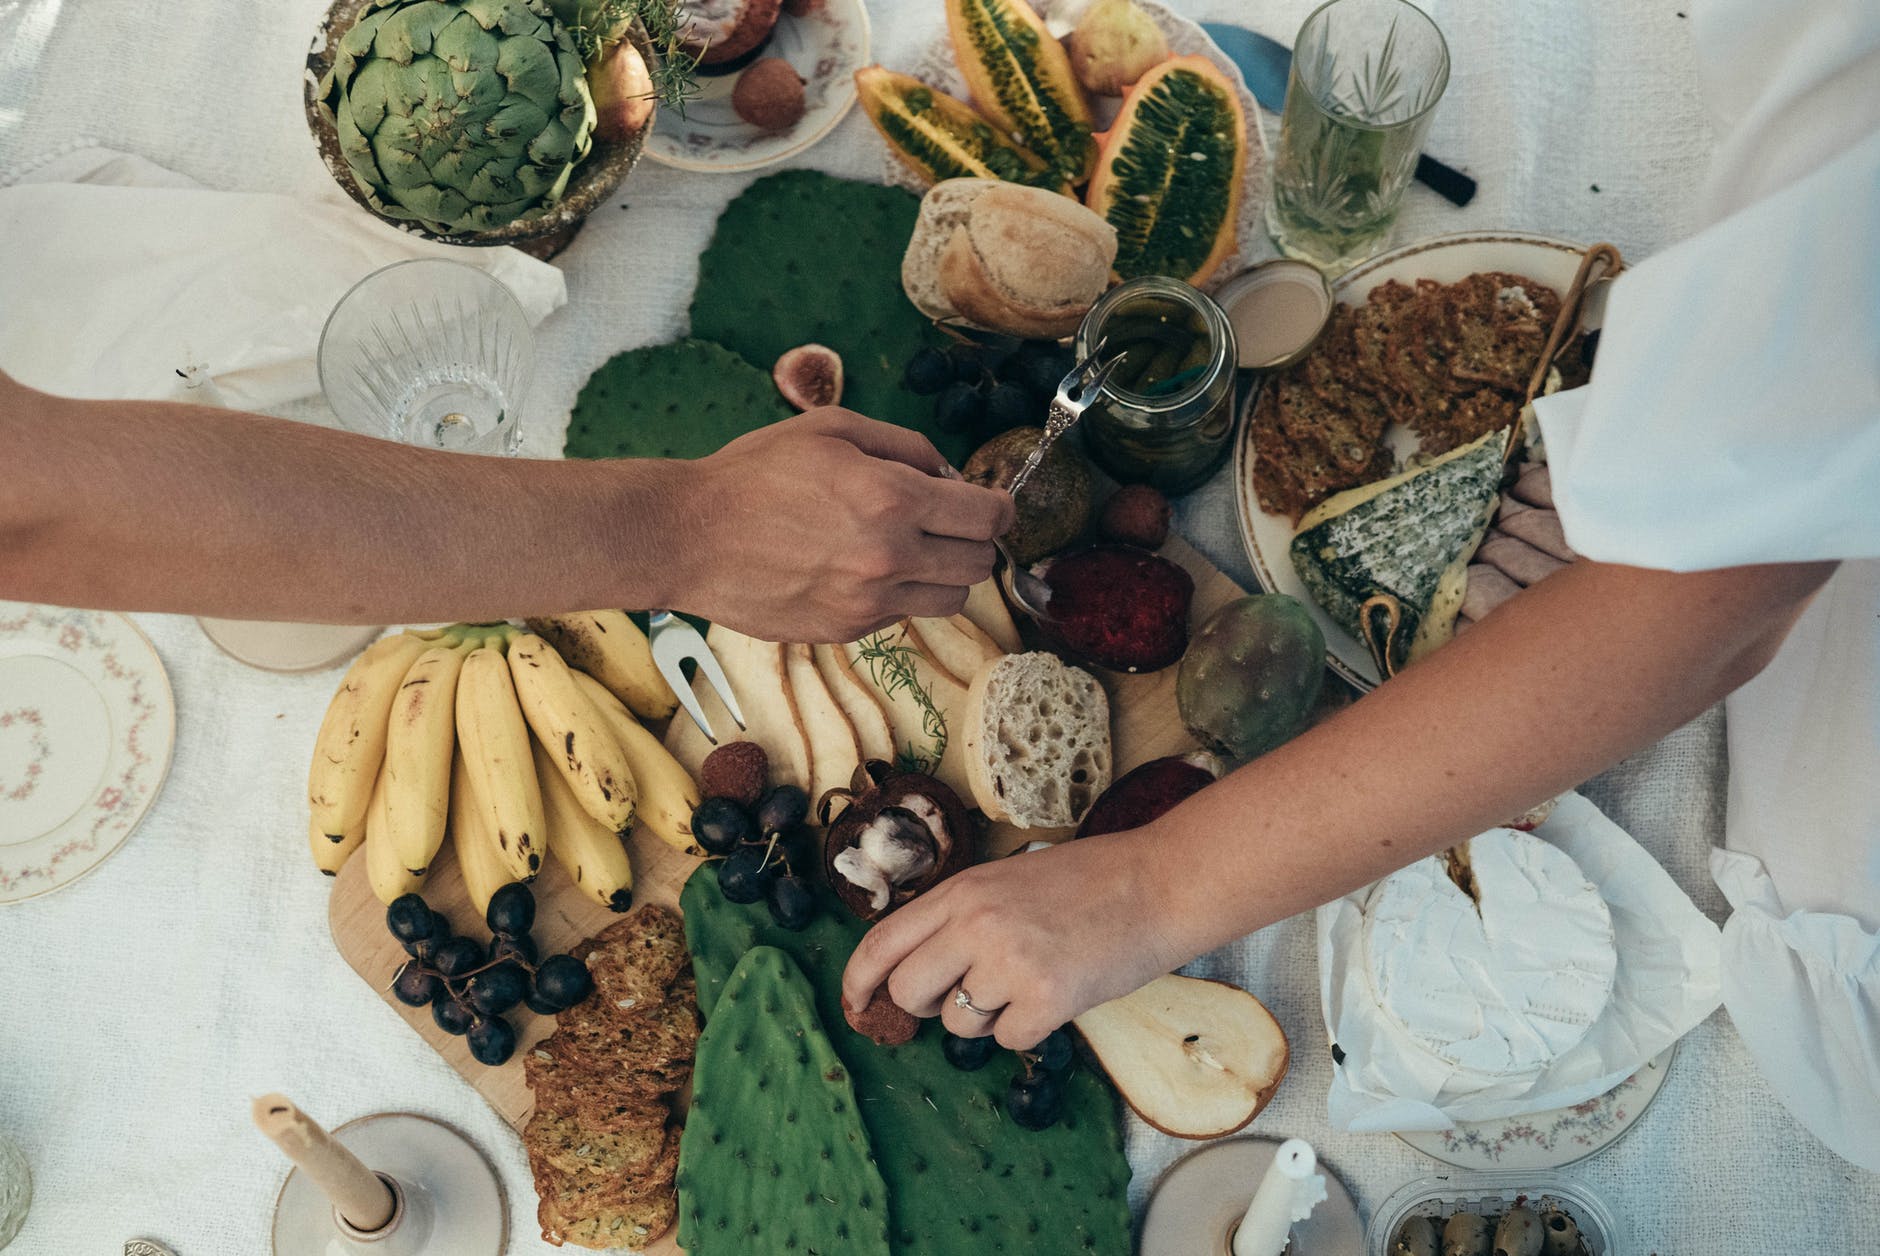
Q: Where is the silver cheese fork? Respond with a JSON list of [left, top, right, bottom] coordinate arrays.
[[647, 610, 746, 744], [990, 344, 1121, 624]]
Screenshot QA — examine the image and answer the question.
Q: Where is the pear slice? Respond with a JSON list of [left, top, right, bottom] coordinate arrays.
[[963, 578, 1024, 654], [813, 643, 896, 766], [843, 623, 974, 800], [1073, 974, 1289, 1139], [911, 614, 1004, 685], [785, 643, 862, 807], [700, 626, 813, 790]]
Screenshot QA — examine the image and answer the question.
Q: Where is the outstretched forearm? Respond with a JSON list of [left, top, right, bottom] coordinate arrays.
[[0, 373, 682, 623], [1146, 557, 1834, 958]]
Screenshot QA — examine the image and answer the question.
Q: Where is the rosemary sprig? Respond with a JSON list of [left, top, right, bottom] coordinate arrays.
[[563, 0, 702, 112], [853, 630, 947, 775]]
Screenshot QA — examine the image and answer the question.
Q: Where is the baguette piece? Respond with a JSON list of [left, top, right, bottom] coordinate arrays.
[[962, 652, 1111, 828]]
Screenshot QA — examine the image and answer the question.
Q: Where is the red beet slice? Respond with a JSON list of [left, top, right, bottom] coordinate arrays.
[[1037, 544, 1194, 673], [1075, 752, 1223, 839]]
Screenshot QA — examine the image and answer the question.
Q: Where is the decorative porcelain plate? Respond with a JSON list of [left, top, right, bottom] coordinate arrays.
[[645, 0, 871, 173], [1232, 232, 1593, 690], [1396, 1044, 1677, 1171], [896, 0, 1272, 291], [0, 603, 175, 903]]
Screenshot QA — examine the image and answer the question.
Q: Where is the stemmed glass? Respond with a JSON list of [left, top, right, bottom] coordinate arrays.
[[198, 259, 536, 673]]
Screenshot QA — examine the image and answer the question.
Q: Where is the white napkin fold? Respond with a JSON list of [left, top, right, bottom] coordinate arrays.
[[1316, 791, 1723, 1131], [0, 148, 566, 408]]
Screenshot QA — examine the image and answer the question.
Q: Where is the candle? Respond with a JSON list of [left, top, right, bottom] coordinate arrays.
[[1232, 1139, 1328, 1256], [251, 1094, 394, 1232]]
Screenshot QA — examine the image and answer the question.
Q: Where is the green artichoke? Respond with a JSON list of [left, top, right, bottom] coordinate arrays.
[[321, 0, 597, 236]]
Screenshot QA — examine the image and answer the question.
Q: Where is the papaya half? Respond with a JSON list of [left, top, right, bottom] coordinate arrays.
[[854, 66, 1056, 189], [1086, 54, 1246, 285], [945, 0, 1095, 185]]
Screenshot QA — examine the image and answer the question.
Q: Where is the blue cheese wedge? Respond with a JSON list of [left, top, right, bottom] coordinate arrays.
[[1290, 428, 1506, 661]]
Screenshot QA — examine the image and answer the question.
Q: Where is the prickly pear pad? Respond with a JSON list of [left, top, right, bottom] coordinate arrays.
[[682, 869, 1133, 1256], [688, 171, 969, 464], [676, 945, 892, 1256], [564, 338, 789, 462]]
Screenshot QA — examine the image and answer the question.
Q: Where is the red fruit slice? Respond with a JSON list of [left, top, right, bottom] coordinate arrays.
[[1075, 752, 1222, 839], [1038, 544, 1194, 673]]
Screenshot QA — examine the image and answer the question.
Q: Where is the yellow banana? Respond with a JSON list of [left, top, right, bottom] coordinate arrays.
[[532, 735, 635, 912], [382, 641, 470, 876], [450, 751, 514, 916], [364, 769, 426, 904], [307, 632, 429, 841], [308, 813, 363, 877], [507, 632, 637, 834], [571, 670, 704, 858], [526, 611, 678, 721], [455, 639, 547, 882]]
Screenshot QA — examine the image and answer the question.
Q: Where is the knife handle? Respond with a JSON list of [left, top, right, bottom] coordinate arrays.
[[1414, 154, 1477, 207]]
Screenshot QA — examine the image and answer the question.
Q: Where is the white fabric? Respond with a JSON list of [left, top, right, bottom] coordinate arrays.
[[2, 0, 1878, 1253], [0, 150, 567, 408], [1319, 795, 1722, 1131], [1532, 0, 1880, 1172]]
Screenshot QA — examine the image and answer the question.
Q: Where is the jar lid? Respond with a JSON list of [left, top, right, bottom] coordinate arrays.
[[1215, 259, 1335, 370]]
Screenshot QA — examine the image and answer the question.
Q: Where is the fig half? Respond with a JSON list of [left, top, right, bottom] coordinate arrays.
[[821, 761, 976, 921]]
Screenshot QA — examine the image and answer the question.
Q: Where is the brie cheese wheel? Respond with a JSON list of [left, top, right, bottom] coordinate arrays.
[[1361, 828, 1617, 1083]]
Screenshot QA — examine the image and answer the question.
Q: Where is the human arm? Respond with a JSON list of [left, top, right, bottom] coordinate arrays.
[[0, 371, 1013, 642], [842, 556, 1835, 1048]]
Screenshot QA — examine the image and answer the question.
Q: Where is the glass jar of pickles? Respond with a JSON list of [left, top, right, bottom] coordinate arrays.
[[1074, 276, 1238, 495]]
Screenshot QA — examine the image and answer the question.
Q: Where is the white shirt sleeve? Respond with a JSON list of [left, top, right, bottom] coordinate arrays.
[[1532, 0, 1880, 572]]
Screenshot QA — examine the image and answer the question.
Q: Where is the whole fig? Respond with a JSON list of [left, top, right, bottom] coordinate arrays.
[[1177, 595, 1325, 762], [965, 427, 1092, 563]]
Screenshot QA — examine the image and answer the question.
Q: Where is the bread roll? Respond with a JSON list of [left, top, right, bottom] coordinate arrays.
[[903, 179, 1117, 339]]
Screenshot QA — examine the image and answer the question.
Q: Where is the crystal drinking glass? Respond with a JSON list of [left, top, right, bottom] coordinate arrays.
[[1265, 0, 1450, 271], [317, 258, 533, 456]]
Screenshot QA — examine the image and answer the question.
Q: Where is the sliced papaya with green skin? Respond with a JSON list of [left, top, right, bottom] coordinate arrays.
[[1086, 55, 1246, 284], [854, 66, 1057, 189], [946, 0, 1095, 184]]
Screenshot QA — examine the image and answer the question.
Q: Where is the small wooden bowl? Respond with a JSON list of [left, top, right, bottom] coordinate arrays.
[[303, 0, 654, 248]]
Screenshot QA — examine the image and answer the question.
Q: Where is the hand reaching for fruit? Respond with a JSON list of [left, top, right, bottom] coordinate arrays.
[[842, 830, 1187, 1051], [677, 409, 1017, 643]]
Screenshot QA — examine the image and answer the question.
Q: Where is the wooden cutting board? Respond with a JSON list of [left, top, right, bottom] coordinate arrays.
[[328, 535, 1247, 1247]]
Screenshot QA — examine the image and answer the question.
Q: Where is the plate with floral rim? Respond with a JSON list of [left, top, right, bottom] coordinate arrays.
[[644, 0, 871, 173], [1396, 1043, 1677, 1171], [0, 603, 174, 903]]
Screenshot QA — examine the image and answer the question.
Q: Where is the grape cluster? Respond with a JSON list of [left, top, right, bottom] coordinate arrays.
[[941, 1026, 1076, 1131], [902, 338, 1075, 442], [385, 884, 595, 1067], [692, 785, 818, 931]]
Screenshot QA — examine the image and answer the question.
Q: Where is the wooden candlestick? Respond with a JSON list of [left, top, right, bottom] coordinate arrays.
[[252, 1095, 395, 1232]]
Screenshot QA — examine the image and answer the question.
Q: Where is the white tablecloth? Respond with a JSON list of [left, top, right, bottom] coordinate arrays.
[[2, 0, 1875, 1251]]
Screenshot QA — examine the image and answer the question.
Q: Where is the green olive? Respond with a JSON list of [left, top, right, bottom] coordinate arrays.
[[1539, 1210, 1583, 1256], [1492, 1206, 1543, 1256], [1393, 1214, 1439, 1256], [1442, 1211, 1493, 1256]]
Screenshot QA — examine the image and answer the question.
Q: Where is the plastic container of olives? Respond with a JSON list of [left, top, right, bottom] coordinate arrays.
[[1366, 1171, 1620, 1256]]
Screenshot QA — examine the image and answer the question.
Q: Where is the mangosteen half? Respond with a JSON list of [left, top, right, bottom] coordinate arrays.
[[821, 761, 977, 922]]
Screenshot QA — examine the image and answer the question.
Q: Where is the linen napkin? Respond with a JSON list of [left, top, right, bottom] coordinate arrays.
[[1316, 791, 1723, 1131], [0, 148, 566, 408]]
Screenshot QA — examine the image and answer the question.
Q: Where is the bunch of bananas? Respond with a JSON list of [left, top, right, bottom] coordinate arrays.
[[306, 611, 704, 910]]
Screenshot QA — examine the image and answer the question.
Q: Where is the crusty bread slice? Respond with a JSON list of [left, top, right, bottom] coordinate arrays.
[[962, 652, 1111, 828]]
